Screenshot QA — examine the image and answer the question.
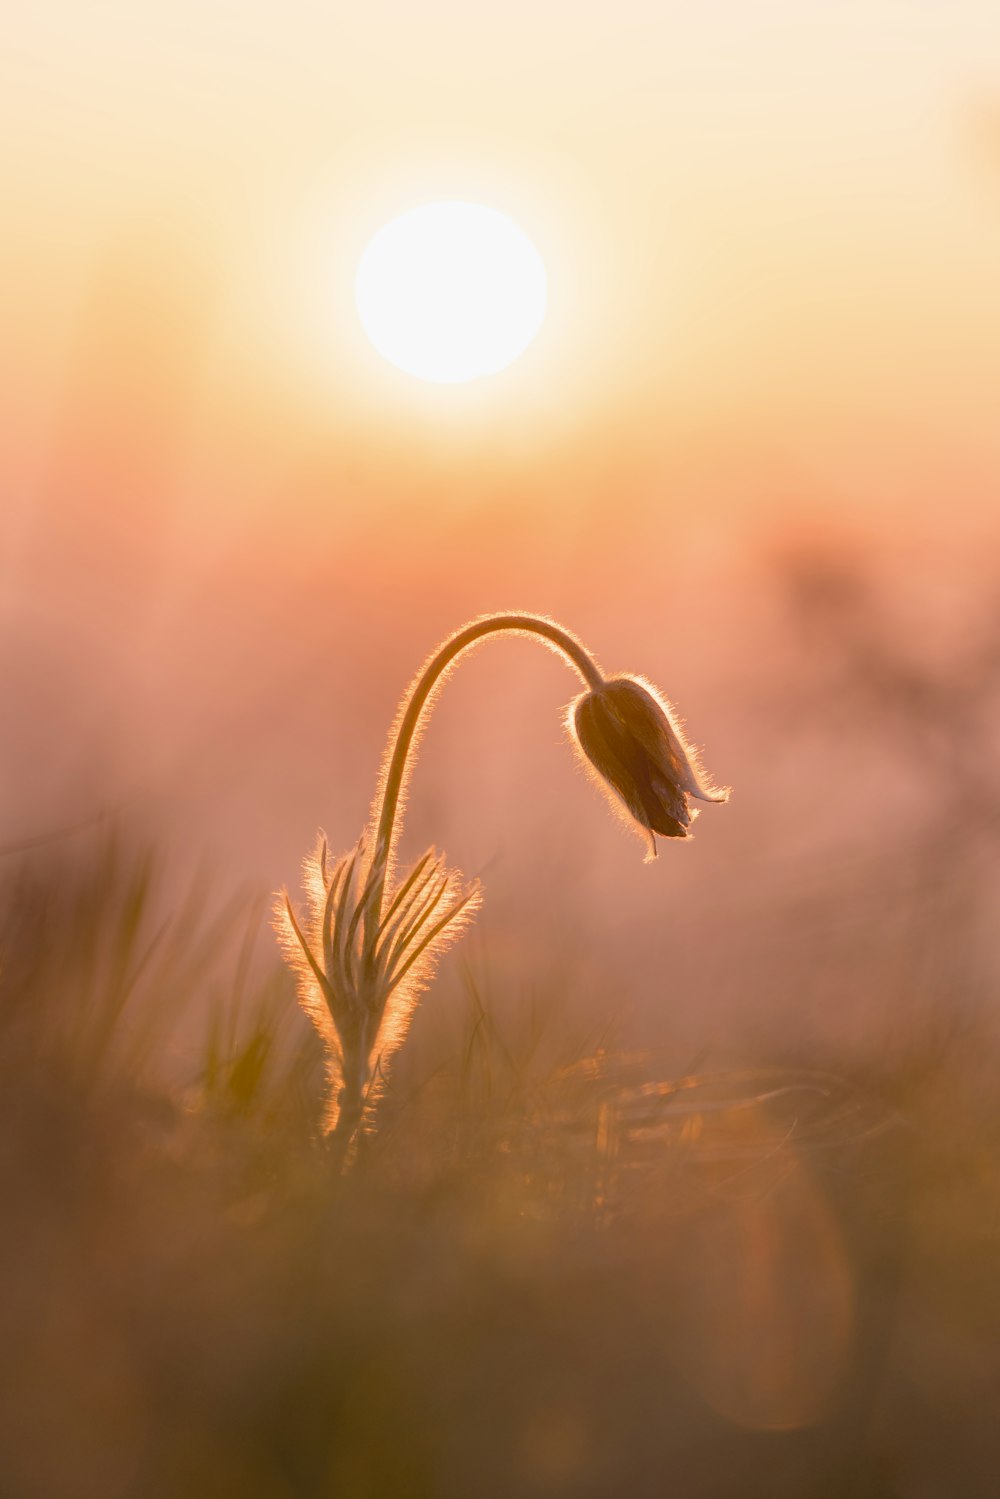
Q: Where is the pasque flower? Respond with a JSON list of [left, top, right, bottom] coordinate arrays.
[[571, 676, 728, 856], [276, 614, 728, 1160]]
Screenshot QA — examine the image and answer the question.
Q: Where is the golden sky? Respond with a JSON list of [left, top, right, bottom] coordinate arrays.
[[3, 0, 999, 506]]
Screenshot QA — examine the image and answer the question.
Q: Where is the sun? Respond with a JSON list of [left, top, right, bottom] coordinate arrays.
[[355, 202, 547, 385]]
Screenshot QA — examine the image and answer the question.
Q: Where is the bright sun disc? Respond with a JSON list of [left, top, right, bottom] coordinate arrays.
[[355, 202, 547, 384]]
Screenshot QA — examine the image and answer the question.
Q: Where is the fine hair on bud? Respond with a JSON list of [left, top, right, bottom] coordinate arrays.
[[569, 674, 728, 859]]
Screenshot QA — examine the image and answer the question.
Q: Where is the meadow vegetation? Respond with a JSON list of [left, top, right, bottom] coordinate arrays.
[[2, 577, 999, 1498]]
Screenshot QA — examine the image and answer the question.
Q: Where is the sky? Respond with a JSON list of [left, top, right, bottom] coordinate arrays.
[[4, 1, 999, 486]]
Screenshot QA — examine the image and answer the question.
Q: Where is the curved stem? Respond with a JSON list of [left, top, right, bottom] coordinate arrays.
[[363, 613, 604, 951]]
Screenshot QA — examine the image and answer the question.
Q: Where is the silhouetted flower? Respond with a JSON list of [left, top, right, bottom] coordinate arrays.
[[276, 613, 729, 1160], [571, 676, 728, 856]]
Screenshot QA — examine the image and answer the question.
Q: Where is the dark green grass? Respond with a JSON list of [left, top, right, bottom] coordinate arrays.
[[2, 836, 999, 1499]]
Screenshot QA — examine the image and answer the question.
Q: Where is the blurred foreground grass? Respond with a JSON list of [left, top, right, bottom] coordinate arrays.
[[2, 834, 1000, 1499]]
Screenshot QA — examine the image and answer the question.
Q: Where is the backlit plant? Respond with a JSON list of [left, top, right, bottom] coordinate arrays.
[[275, 612, 728, 1160]]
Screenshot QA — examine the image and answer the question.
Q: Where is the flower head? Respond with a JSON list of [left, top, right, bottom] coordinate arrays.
[[570, 676, 728, 857]]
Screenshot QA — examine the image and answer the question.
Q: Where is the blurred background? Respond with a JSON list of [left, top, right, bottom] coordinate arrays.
[[4, 0, 999, 1051], [3, 4, 1000, 1495]]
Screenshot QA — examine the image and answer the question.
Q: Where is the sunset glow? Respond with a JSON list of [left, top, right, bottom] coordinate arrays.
[[354, 202, 547, 384]]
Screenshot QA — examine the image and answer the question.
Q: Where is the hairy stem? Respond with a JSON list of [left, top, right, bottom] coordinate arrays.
[[362, 614, 605, 964], [329, 1018, 371, 1164]]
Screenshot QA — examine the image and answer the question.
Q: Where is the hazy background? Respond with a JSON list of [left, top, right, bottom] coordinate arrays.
[[5, 9, 1000, 1496], [3, 0, 1000, 1065]]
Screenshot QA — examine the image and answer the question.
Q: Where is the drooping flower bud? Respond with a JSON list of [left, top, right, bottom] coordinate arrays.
[[570, 676, 728, 857]]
